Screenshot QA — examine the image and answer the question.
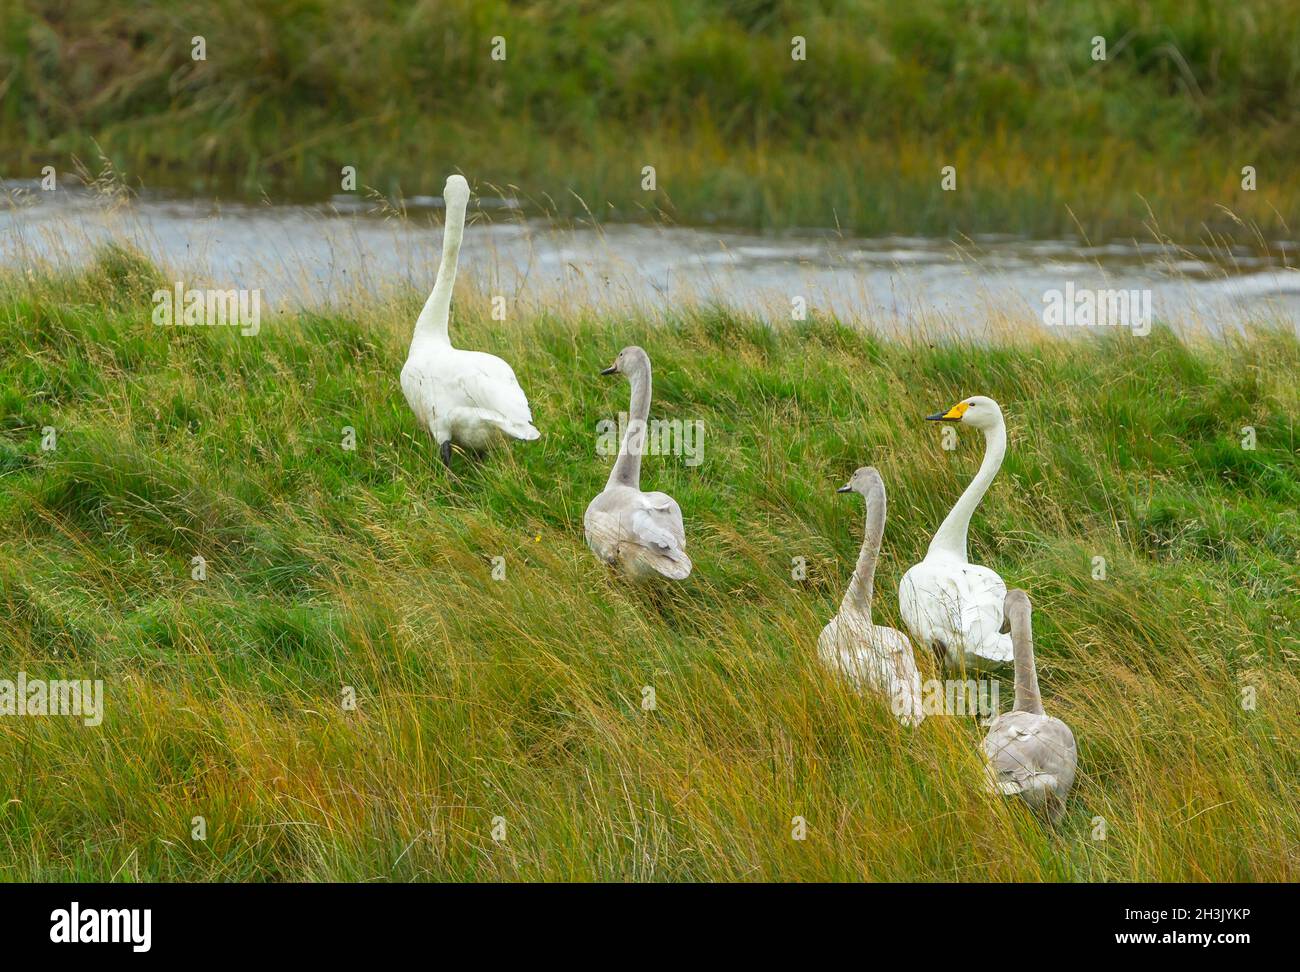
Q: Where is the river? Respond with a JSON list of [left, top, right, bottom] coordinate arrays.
[[3, 182, 1297, 336]]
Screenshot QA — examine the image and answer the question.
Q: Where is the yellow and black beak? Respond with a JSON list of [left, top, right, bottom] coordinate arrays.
[[926, 401, 970, 422], [600, 364, 618, 376]]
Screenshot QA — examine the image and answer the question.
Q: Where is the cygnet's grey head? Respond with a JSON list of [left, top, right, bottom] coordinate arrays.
[[836, 465, 884, 497], [600, 345, 651, 378]]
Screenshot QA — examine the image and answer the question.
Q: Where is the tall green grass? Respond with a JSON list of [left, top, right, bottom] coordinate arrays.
[[4, 0, 1297, 238], [0, 247, 1295, 880]]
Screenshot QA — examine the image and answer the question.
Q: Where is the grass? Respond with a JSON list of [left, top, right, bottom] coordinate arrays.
[[4, 0, 1298, 239], [0, 244, 1296, 880]]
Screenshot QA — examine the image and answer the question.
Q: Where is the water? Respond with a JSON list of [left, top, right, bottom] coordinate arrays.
[[3, 182, 1298, 335]]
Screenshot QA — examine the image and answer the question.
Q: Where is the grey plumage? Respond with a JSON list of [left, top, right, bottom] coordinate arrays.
[[584, 347, 691, 581], [982, 589, 1077, 824]]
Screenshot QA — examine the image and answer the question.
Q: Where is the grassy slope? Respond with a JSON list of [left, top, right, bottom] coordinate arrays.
[[4, 0, 1298, 239], [0, 247, 1297, 881]]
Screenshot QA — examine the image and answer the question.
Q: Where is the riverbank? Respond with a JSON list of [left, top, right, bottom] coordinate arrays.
[[5, 1, 1297, 240]]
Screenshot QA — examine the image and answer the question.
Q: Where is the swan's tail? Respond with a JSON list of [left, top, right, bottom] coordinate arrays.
[[986, 769, 1068, 824], [965, 630, 1014, 669], [463, 408, 539, 441], [987, 630, 1015, 665], [647, 548, 692, 580], [502, 421, 541, 441]]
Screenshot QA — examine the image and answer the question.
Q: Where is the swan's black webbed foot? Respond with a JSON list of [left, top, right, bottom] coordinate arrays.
[[932, 640, 948, 668], [439, 440, 452, 468]]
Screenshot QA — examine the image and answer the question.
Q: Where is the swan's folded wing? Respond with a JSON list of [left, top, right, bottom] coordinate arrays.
[[953, 567, 1013, 663], [628, 510, 682, 554], [984, 715, 1078, 793], [451, 351, 536, 429], [636, 491, 687, 550], [817, 620, 924, 725], [875, 625, 917, 660], [627, 496, 692, 578], [920, 563, 1012, 664]]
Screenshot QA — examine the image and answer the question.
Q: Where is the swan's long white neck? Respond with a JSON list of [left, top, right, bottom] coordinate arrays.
[[609, 363, 651, 490], [411, 191, 467, 349], [1009, 599, 1044, 715], [928, 418, 1005, 561], [841, 480, 885, 619]]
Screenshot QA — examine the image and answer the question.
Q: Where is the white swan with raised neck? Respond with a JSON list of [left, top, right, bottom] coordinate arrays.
[[399, 174, 539, 466], [899, 395, 1014, 670]]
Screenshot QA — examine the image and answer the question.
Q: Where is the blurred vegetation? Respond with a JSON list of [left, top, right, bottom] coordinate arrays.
[[0, 248, 1296, 879], [2, 0, 1297, 237]]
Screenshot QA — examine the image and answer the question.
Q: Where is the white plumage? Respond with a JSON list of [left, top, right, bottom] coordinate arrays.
[[899, 553, 1013, 669], [401, 347, 537, 451], [400, 175, 538, 465]]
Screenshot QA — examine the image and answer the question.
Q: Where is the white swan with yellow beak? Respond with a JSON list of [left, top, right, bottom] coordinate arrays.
[[899, 395, 1014, 670]]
